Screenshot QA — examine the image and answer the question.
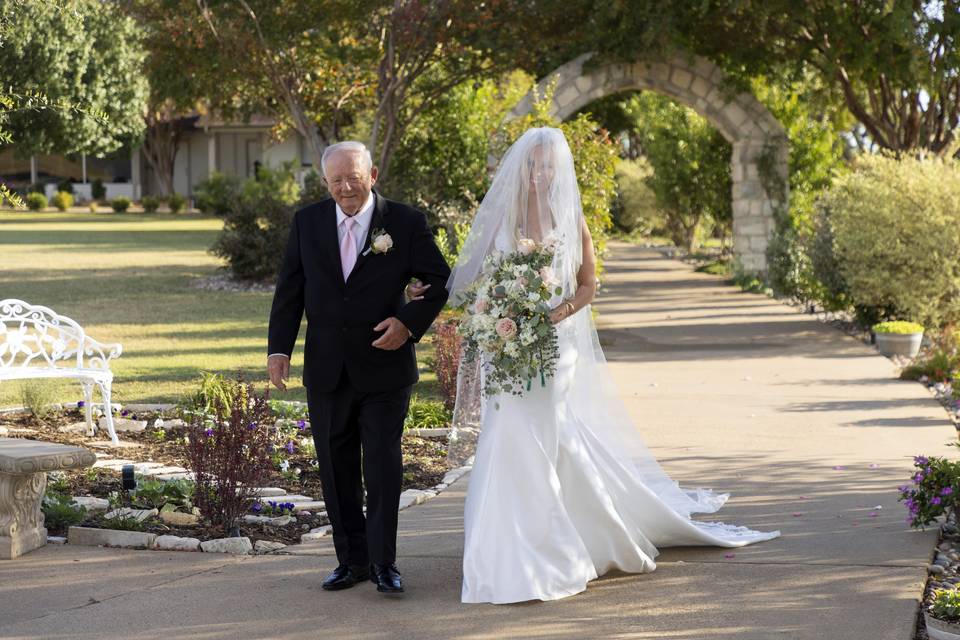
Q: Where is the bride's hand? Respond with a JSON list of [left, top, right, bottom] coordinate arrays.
[[549, 302, 573, 324], [405, 279, 430, 301]]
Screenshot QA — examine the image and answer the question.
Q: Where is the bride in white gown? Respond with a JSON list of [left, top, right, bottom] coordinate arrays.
[[444, 127, 779, 605]]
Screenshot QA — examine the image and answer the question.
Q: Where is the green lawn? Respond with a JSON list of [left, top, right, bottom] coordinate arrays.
[[0, 210, 438, 406]]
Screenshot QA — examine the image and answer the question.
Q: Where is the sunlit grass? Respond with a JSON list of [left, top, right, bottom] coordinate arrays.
[[0, 210, 437, 406]]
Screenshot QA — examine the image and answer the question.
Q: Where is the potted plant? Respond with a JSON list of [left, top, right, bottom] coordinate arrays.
[[873, 320, 924, 358], [926, 589, 960, 640]]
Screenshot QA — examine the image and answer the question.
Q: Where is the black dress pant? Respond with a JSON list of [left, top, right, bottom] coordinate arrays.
[[307, 366, 411, 567]]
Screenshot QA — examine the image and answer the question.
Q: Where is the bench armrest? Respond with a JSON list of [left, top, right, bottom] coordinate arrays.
[[82, 336, 122, 370]]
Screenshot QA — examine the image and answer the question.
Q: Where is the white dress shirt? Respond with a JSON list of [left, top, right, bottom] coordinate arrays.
[[269, 192, 377, 360], [336, 192, 376, 255]]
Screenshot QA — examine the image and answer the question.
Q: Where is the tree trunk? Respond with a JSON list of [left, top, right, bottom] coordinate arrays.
[[141, 116, 180, 196]]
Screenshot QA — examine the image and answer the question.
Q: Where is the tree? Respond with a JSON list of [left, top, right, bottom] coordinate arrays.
[[0, 0, 147, 158], [187, 0, 377, 169], [625, 93, 732, 252]]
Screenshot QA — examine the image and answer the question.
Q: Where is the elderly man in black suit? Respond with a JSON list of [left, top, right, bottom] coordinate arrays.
[[267, 141, 450, 594]]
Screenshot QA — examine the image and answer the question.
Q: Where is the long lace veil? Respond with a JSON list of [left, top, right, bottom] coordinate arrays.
[[446, 127, 733, 520]]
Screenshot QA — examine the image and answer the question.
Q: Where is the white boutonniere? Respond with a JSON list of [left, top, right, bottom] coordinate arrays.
[[363, 228, 394, 256]]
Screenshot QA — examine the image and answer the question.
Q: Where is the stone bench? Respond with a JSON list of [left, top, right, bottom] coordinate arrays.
[[0, 437, 96, 559]]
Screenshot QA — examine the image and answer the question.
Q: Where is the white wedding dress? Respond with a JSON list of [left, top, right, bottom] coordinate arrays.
[[449, 127, 780, 605]]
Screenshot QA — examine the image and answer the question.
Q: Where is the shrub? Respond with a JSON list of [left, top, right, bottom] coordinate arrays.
[[822, 154, 960, 329], [41, 493, 86, 534], [300, 169, 327, 205], [612, 157, 660, 235], [899, 455, 960, 529], [25, 192, 47, 211], [111, 196, 131, 212], [210, 165, 299, 281], [182, 374, 274, 535], [901, 330, 960, 382], [20, 380, 62, 424], [873, 321, 924, 334], [194, 171, 241, 216], [167, 192, 186, 214], [141, 195, 160, 213], [51, 191, 74, 211], [56, 178, 73, 195], [27, 182, 45, 194], [404, 396, 452, 430], [91, 178, 105, 200], [431, 319, 462, 411], [131, 478, 194, 510], [931, 588, 960, 622], [100, 511, 147, 531]]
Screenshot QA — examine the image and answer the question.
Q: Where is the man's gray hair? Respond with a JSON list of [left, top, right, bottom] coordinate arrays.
[[321, 141, 373, 175]]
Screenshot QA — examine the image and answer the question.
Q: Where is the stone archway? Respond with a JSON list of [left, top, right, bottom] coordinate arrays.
[[510, 53, 789, 274]]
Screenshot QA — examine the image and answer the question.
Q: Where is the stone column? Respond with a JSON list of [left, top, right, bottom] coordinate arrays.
[[731, 139, 780, 274], [0, 471, 47, 560]]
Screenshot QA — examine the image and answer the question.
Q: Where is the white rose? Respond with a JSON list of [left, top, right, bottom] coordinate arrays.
[[373, 233, 393, 253]]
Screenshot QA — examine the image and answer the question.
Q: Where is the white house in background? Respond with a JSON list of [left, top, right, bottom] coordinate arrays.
[[0, 113, 312, 203]]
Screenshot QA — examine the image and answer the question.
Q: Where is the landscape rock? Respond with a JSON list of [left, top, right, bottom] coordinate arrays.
[[159, 510, 199, 526], [47, 536, 67, 545], [58, 422, 91, 434], [99, 417, 148, 433], [200, 537, 252, 555], [153, 535, 201, 551], [105, 507, 158, 522], [71, 496, 110, 512], [254, 540, 287, 554], [68, 526, 156, 549], [242, 514, 295, 527], [291, 501, 325, 512], [251, 487, 287, 497], [300, 525, 332, 543]]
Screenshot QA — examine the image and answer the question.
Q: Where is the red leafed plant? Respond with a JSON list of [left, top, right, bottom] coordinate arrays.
[[432, 319, 462, 411], [182, 373, 274, 535]]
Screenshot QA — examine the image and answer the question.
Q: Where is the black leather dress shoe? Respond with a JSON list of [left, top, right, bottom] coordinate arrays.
[[370, 563, 404, 593], [322, 564, 370, 591]]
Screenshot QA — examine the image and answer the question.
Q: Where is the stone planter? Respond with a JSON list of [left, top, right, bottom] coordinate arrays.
[[875, 331, 923, 358], [925, 612, 960, 640]]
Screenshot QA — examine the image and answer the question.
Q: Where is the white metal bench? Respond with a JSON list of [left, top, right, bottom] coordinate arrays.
[[0, 299, 122, 445]]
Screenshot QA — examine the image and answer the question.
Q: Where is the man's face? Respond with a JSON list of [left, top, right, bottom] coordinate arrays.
[[324, 151, 378, 215]]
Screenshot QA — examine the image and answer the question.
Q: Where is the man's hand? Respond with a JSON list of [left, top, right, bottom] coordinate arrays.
[[372, 317, 412, 350], [268, 354, 291, 391]]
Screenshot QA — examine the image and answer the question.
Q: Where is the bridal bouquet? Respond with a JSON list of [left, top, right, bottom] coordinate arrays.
[[457, 237, 563, 397]]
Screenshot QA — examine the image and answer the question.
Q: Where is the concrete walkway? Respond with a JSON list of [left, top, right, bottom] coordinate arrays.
[[0, 243, 950, 639]]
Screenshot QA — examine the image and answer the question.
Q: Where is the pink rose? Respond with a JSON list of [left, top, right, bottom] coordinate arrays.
[[495, 318, 517, 339], [516, 276, 528, 287], [474, 299, 490, 313], [517, 238, 536, 255], [539, 266, 556, 285]]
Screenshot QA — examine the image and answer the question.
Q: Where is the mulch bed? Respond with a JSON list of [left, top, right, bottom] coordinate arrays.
[[3, 407, 453, 545]]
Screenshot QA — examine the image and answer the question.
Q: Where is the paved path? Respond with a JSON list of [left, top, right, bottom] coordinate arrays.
[[0, 243, 949, 639]]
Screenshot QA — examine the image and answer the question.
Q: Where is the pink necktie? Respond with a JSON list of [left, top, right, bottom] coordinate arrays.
[[340, 216, 358, 281]]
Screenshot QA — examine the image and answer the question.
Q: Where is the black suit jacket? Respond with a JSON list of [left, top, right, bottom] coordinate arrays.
[[267, 192, 451, 392]]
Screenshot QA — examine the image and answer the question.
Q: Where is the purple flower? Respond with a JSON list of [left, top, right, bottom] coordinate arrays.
[[933, 497, 943, 505], [914, 473, 924, 484], [121, 410, 129, 417], [204, 428, 214, 437], [77, 400, 85, 408], [915, 456, 929, 466], [251, 502, 263, 513], [285, 440, 296, 455], [943, 487, 954, 496], [248, 422, 258, 430], [297, 420, 307, 430]]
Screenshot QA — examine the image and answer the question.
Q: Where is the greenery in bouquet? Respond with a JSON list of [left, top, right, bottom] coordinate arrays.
[[457, 238, 563, 397]]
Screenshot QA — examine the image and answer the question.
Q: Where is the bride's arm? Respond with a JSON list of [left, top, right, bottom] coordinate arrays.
[[550, 218, 597, 324]]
